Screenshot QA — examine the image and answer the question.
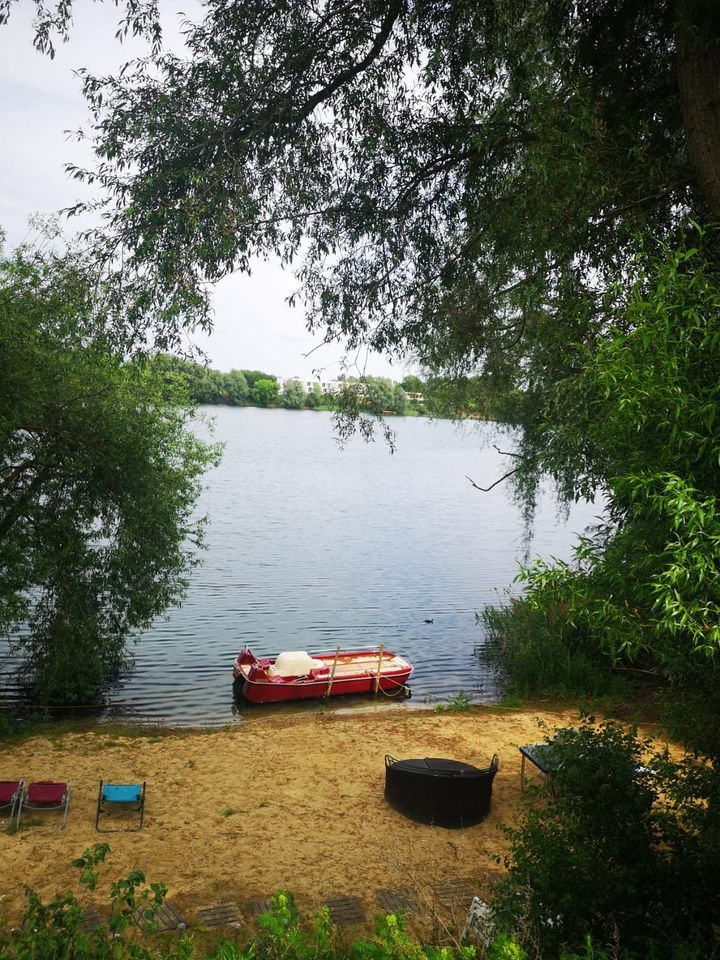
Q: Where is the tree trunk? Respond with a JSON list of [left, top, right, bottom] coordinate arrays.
[[676, 0, 720, 218]]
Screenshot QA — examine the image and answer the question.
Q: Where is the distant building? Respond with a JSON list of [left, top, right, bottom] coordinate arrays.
[[279, 378, 346, 395], [308, 380, 344, 394], [279, 377, 403, 396]]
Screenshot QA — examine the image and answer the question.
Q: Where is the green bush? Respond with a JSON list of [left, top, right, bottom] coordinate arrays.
[[494, 719, 719, 959], [486, 932, 528, 959], [434, 692, 474, 714]]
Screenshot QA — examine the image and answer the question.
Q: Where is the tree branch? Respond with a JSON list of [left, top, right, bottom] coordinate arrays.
[[389, 149, 474, 212], [465, 467, 520, 492], [492, 443, 526, 459], [287, 0, 403, 125]]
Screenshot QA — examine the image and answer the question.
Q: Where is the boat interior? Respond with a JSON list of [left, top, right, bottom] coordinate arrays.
[[240, 650, 408, 680]]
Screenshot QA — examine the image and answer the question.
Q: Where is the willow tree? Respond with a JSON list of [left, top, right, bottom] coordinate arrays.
[[0, 241, 220, 703]]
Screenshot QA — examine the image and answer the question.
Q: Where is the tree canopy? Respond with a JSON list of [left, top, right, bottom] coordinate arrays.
[[280, 378, 306, 409], [0, 241, 220, 703], [63, 0, 717, 360]]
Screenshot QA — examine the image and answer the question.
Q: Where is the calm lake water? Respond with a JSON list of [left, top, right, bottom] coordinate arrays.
[[0, 408, 601, 726]]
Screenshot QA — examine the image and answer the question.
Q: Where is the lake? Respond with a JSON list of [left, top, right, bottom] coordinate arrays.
[[0, 407, 601, 726]]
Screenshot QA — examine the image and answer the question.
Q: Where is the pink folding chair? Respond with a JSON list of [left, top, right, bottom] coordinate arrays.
[[0, 779, 24, 824], [17, 780, 71, 829]]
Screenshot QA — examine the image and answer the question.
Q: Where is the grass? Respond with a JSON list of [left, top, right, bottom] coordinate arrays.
[[0, 712, 196, 747], [433, 691, 475, 713], [4, 817, 43, 835], [478, 600, 630, 702]]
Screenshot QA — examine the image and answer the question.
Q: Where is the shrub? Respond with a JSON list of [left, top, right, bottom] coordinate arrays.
[[487, 932, 528, 959], [494, 719, 719, 959]]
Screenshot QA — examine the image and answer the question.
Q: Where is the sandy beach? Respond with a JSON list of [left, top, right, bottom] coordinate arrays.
[[0, 705, 667, 936]]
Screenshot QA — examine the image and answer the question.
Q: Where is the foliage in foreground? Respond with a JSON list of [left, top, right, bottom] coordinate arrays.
[[5, 775, 717, 960], [2, 793, 715, 960], [0, 845, 484, 960], [495, 719, 720, 960], [480, 236, 720, 789], [480, 236, 720, 764], [0, 240, 221, 704]]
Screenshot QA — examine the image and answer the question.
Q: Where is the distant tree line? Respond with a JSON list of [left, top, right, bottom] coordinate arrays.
[[151, 356, 518, 422]]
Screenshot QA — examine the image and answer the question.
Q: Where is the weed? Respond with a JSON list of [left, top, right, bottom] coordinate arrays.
[[5, 817, 42, 834], [434, 691, 474, 713], [498, 693, 525, 710]]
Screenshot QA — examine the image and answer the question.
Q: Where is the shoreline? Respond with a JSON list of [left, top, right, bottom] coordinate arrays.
[[0, 685, 656, 737], [0, 686, 528, 737]]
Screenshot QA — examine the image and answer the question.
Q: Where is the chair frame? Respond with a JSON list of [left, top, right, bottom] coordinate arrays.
[[0, 779, 24, 825], [17, 780, 71, 829], [96, 780, 146, 832]]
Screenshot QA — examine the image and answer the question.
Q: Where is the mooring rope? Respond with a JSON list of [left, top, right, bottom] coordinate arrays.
[[375, 674, 412, 698]]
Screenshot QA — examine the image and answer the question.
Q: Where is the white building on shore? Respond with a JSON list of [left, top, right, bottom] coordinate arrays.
[[278, 378, 350, 395]]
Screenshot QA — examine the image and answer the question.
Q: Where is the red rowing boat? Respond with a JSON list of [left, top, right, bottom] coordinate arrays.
[[233, 646, 413, 704]]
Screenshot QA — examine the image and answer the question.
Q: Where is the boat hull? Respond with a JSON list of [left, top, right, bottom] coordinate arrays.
[[233, 648, 413, 704]]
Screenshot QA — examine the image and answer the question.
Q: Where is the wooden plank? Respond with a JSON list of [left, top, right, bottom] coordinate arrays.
[[247, 897, 274, 917], [323, 895, 366, 925], [196, 902, 244, 929], [376, 888, 421, 916], [432, 879, 477, 908], [134, 900, 188, 931], [80, 908, 104, 934]]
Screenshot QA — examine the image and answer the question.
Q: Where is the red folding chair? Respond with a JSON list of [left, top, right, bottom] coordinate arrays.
[[0, 779, 24, 824], [17, 780, 71, 829]]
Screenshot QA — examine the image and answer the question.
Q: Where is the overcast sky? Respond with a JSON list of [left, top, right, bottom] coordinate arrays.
[[0, 1, 404, 380]]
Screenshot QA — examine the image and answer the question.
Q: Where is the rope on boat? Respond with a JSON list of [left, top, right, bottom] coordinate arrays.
[[375, 673, 412, 698]]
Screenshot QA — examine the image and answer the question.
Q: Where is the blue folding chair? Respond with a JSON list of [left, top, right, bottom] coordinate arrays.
[[96, 780, 146, 832]]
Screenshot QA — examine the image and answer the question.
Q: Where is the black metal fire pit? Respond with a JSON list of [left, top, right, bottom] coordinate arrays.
[[384, 755, 499, 828]]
